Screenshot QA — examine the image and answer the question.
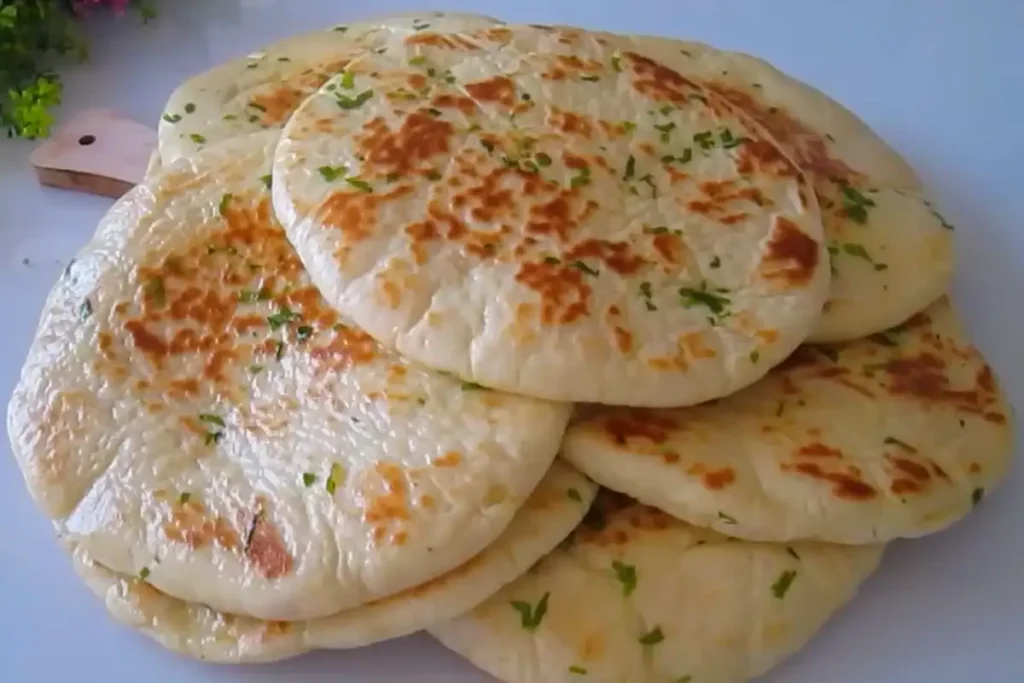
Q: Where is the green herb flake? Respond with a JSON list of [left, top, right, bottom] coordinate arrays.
[[275, 340, 285, 361], [839, 184, 876, 224], [972, 487, 985, 507], [678, 286, 730, 315], [333, 25, 348, 32], [260, 174, 273, 189], [408, 56, 427, 66], [709, 255, 722, 269], [218, 193, 233, 215], [198, 413, 225, 427], [611, 53, 623, 72], [319, 165, 346, 182], [569, 665, 588, 675], [184, 103, 196, 114], [749, 350, 760, 364], [267, 306, 299, 330], [693, 131, 715, 149], [425, 170, 442, 180], [427, 107, 443, 118], [534, 152, 552, 167], [612, 560, 637, 596], [771, 569, 797, 599], [144, 276, 166, 306], [412, 21, 431, 31], [385, 172, 401, 183], [338, 70, 356, 89], [676, 676, 693, 683], [337, 89, 374, 110], [786, 546, 801, 560], [204, 431, 223, 446], [162, 113, 182, 124], [189, 133, 206, 144], [78, 298, 94, 320], [639, 626, 664, 645], [570, 166, 591, 189], [302, 472, 316, 487], [345, 177, 373, 193], [623, 154, 636, 181], [677, 148, 694, 164], [296, 325, 314, 342], [639, 173, 657, 198], [571, 261, 599, 277], [842, 242, 873, 261], [510, 592, 550, 631], [138, 567, 151, 580], [654, 121, 676, 141], [248, 102, 267, 113], [567, 487, 582, 502], [178, 492, 192, 504], [249, 364, 264, 374], [717, 511, 738, 524], [326, 462, 345, 494], [581, 75, 600, 82], [544, 256, 562, 265], [884, 436, 916, 452], [461, 381, 486, 390], [621, 121, 637, 133]]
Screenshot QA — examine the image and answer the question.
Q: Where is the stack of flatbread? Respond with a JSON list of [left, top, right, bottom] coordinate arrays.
[[7, 10, 1014, 682]]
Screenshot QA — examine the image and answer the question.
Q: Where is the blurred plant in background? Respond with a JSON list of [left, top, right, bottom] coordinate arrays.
[[1, 0, 156, 139]]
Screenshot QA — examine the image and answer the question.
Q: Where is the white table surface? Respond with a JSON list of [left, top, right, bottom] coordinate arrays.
[[2, 1, 1022, 681]]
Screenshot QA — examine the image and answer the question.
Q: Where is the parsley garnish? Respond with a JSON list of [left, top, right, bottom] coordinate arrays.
[[749, 350, 760, 363], [926, 202, 955, 230], [267, 306, 299, 330], [709, 255, 721, 269], [204, 431, 223, 445], [841, 242, 871, 261], [336, 89, 374, 109], [639, 281, 657, 311], [534, 152, 552, 167], [260, 174, 272, 189], [567, 487, 582, 502], [693, 131, 715, 149], [461, 381, 486, 390], [189, 133, 206, 144], [638, 173, 657, 198], [654, 121, 676, 142], [296, 325, 314, 342], [178, 492, 192, 504], [326, 462, 345, 494], [623, 154, 636, 181], [333, 25, 348, 32], [676, 677, 693, 683], [184, 103, 196, 114], [570, 166, 591, 189], [162, 113, 181, 124], [345, 177, 373, 193], [198, 413, 225, 427], [412, 20, 431, 30], [569, 665, 587, 675], [611, 53, 623, 72], [839, 184, 876, 224], [717, 511, 737, 524], [771, 569, 797, 599], [248, 102, 267, 113], [786, 546, 801, 560], [138, 567, 150, 580], [543, 256, 561, 265], [302, 472, 316, 487], [719, 128, 749, 148], [571, 261, 599, 277], [427, 107, 443, 118], [78, 298, 94, 320], [581, 75, 600, 82], [639, 626, 664, 645], [218, 193, 233, 215], [510, 592, 550, 631], [612, 560, 637, 596], [678, 286, 730, 316], [275, 340, 285, 361], [249, 364, 264, 374], [621, 121, 637, 133], [318, 165, 346, 181], [144, 276, 166, 306], [884, 436, 915, 452], [972, 487, 984, 507]]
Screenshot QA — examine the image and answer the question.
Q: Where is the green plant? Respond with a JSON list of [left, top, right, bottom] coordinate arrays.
[[0, 0, 155, 139]]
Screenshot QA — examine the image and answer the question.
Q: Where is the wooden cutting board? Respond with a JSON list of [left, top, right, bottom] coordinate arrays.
[[30, 108, 159, 198]]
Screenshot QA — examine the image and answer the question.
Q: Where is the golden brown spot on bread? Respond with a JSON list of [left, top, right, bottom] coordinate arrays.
[[782, 462, 877, 501], [358, 112, 454, 178], [761, 216, 820, 286], [431, 93, 478, 115], [578, 632, 606, 661], [688, 463, 737, 490], [318, 184, 414, 244], [404, 32, 480, 50], [514, 260, 591, 325], [245, 501, 293, 580], [735, 138, 801, 178], [433, 451, 462, 468], [797, 442, 844, 459], [250, 86, 304, 126], [603, 410, 678, 445], [624, 52, 701, 104], [565, 238, 647, 275], [163, 499, 240, 551], [364, 462, 411, 525], [465, 76, 517, 108], [885, 353, 1000, 415], [547, 108, 595, 138]]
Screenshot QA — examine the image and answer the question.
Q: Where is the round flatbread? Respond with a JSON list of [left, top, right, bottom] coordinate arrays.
[[432, 490, 884, 683], [7, 132, 571, 622], [68, 462, 597, 663], [614, 35, 953, 342], [562, 297, 1014, 544], [157, 11, 503, 164], [273, 24, 829, 407]]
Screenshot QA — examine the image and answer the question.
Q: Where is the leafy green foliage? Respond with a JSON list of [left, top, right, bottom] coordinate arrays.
[[0, 1, 155, 139]]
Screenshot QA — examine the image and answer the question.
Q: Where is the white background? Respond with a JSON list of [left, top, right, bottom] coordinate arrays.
[[1, 1, 1022, 681]]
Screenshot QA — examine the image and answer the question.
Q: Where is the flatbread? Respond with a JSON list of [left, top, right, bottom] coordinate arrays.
[[7, 131, 571, 622], [432, 490, 884, 683], [68, 462, 597, 663], [616, 35, 953, 342], [273, 24, 829, 407], [562, 297, 1014, 544], [157, 11, 503, 164]]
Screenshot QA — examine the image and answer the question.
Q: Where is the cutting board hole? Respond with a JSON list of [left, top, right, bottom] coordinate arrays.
[[78, 135, 96, 146]]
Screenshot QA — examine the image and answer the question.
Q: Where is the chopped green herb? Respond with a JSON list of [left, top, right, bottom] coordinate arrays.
[[623, 154, 636, 181], [654, 121, 676, 142], [319, 165, 346, 182], [144, 277, 166, 306], [567, 487, 582, 502], [204, 431, 223, 446], [326, 462, 345, 494], [248, 102, 267, 113], [189, 133, 206, 144], [717, 511, 737, 524], [198, 413, 225, 427], [178, 492, 192, 504], [581, 75, 600, 82], [639, 626, 664, 645], [771, 569, 797, 599], [425, 170, 442, 180], [570, 166, 591, 189], [427, 107, 443, 118], [218, 193, 233, 215], [612, 560, 637, 596], [719, 128, 749, 148], [693, 131, 715, 149], [676, 676, 693, 683], [786, 546, 801, 560], [839, 184, 876, 224], [639, 281, 657, 311], [338, 70, 357, 90], [927, 203, 955, 231], [249, 364, 264, 374], [336, 89, 374, 109], [569, 665, 588, 675], [972, 487, 984, 507], [427, 67, 437, 77], [571, 261, 599, 277], [385, 172, 401, 183], [639, 173, 657, 197], [408, 56, 427, 66], [267, 306, 299, 330], [412, 21, 431, 31], [260, 174, 273, 189], [842, 242, 873, 261], [238, 289, 260, 303], [78, 298, 94, 319], [345, 177, 373, 193], [302, 472, 316, 487], [296, 325, 314, 342], [444, 71, 457, 84], [510, 592, 550, 631], [543, 256, 562, 265], [461, 381, 486, 390], [275, 340, 285, 361], [611, 53, 623, 72], [749, 350, 760, 363], [678, 286, 730, 315], [621, 121, 637, 133], [139, 567, 151, 580], [333, 25, 348, 32], [162, 113, 182, 124], [529, 152, 551, 168], [184, 103, 196, 114], [709, 255, 721, 269], [884, 436, 916, 452], [678, 148, 694, 164]]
